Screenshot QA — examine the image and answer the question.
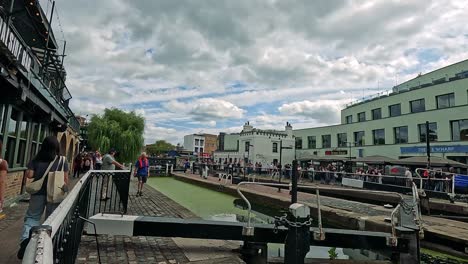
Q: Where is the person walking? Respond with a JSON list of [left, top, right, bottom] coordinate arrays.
[[17, 136, 69, 259], [0, 136, 8, 216], [95, 151, 103, 170], [405, 167, 413, 187], [101, 148, 125, 200], [73, 153, 82, 178], [134, 152, 149, 196]]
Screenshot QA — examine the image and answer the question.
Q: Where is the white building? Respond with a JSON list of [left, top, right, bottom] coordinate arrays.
[[183, 134, 205, 154], [214, 122, 296, 165]]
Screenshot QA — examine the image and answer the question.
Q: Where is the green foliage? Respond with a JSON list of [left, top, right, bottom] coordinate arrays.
[[328, 247, 338, 260], [146, 140, 175, 156], [87, 108, 144, 162]]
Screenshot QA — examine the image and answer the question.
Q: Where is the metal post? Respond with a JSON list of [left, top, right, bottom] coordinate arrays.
[[278, 141, 282, 192], [426, 121, 431, 169], [284, 204, 311, 264], [291, 160, 298, 204]]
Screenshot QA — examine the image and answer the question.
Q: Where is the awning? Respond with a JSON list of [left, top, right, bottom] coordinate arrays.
[[297, 155, 346, 162], [352, 155, 396, 165], [392, 156, 468, 168]]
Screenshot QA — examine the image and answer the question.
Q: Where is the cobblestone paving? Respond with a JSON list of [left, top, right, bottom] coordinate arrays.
[[77, 179, 243, 264]]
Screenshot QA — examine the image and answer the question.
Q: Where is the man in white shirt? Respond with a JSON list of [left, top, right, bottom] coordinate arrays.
[[405, 167, 413, 187]]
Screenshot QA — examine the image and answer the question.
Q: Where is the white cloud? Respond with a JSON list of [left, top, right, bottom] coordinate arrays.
[[278, 100, 347, 124], [51, 0, 468, 143]]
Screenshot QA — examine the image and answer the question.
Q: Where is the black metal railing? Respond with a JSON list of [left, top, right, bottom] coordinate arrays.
[[22, 170, 131, 264]]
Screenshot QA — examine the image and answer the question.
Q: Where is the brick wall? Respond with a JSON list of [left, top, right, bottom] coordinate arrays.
[[4, 170, 25, 204]]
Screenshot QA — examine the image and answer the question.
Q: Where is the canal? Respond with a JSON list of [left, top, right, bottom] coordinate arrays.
[[147, 177, 389, 261]]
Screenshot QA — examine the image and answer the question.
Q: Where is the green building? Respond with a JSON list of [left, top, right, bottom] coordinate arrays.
[[294, 59, 468, 165]]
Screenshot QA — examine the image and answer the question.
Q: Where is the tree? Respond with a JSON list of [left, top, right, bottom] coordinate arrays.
[[146, 140, 175, 156], [87, 108, 144, 162]]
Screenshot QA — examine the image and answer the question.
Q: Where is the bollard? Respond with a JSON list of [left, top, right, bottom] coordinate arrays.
[[241, 242, 267, 264], [284, 203, 311, 264]]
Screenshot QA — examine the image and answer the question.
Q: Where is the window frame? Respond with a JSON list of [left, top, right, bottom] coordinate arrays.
[[371, 108, 381, 120], [272, 142, 278, 153], [394, 126, 409, 144], [450, 119, 468, 141], [372, 129, 385, 145], [357, 112, 366, 122], [321, 135, 331, 148], [337, 133, 347, 147], [295, 137, 303, 150], [388, 104, 401, 117], [354, 131, 365, 147], [345, 115, 353, 124], [418, 122, 438, 142], [436, 93, 455, 109], [307, 136, 316, 149], [410, 98, 425, 113]]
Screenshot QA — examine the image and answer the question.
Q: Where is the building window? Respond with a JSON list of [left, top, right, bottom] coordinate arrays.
[[295, 137, 302, 149], [357, 112, 366, 122], [389, 104, 401, 117], [195, 147, 199, 153], [394, 126, 408, 144], [372, 129, 385, 145], [272, 142, 278, 153], [436, 93, 455, 109], [200, 140, 204, 146], [17, 116, 28, 166], [200, 148, 204, 153], [354, 131, 365, 147], [307, 136, 316, 149], [345, 115, 352, 124], [322, 135, 331, 148], [418, 122, 438, 142], [371, 108, 381, 120], [5, 108, 20, 165], [451, 119, 468, 141], [195, 139, 200, 146], [245, 141, 250, 151], [410, 99, 425, 113], [337, 133, 347, 147]]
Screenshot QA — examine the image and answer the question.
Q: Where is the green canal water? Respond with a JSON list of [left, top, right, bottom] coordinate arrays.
[[147, 177, 384, 260]]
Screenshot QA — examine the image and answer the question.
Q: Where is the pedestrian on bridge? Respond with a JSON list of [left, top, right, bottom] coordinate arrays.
[[101, 148, 125, 200], [18, 136, 69, 259], [134, 152, 150, 196]]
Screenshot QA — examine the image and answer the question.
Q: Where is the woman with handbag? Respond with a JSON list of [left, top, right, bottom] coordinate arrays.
[[17, 136, 69, 259]]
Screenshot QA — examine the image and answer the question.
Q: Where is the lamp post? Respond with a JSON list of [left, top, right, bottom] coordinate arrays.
[[243, 143, 254, 180], [278, 140, 293, 192]]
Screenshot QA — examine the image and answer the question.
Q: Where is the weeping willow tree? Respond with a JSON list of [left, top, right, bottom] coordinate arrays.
[[87, 108, 144, 162]]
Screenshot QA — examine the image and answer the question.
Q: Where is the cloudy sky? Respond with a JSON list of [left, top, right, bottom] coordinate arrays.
[[47, 0, 468, 144]]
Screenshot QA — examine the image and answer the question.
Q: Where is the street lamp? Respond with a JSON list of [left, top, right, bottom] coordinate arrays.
[[243, 143, 254, 180], [278, 140, 293, 192], [344, 141, 357, 160]]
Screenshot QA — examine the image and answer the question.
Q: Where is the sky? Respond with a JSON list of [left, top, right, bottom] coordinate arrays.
[[46, 0, 468, 145]]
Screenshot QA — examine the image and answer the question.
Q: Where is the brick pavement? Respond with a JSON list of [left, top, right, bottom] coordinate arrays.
[[0, 176, 81, 263], [77, 178, 244, 264]]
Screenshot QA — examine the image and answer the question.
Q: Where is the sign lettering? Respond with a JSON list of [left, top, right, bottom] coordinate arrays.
[[400, 145, 468, 154], [0, 16, 32, 71]]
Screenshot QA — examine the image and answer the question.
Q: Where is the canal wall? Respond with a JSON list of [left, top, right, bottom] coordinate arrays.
[[172, 173, 468, 258]]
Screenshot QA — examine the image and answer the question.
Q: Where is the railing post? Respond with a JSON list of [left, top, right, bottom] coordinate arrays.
[[22, 225, 53, 264]]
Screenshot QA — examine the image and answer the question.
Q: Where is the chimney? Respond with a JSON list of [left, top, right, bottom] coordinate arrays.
[[243, 121, 253, 132], [285, 122, 292, 137]]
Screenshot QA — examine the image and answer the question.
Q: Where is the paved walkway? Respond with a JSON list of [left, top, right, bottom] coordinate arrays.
[[77, 177, 244, 264], [0, 176, 81, 263]]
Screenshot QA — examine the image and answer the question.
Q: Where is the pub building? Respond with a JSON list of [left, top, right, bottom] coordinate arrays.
[[0, 0, 80, 204]]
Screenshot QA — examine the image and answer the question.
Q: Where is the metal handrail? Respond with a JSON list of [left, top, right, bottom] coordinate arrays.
[[236, 182, 324, 237], [23, 170, 131, 264], [415, 168, 458, 197]]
